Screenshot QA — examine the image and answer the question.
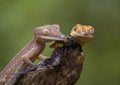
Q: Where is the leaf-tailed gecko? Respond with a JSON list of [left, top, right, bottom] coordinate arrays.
[[0, 24, 65, 85]]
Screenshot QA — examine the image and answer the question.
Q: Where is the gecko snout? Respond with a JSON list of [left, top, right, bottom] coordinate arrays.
[[60, 35, 65, 39]]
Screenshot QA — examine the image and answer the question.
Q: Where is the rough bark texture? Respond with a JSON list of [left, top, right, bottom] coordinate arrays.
[[14, 36, 84, 85]]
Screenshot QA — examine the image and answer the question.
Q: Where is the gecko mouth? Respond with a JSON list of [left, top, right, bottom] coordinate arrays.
[[38, 35, 65, 41], [70, 32, 93, 38], [70, 31, 94, 45]]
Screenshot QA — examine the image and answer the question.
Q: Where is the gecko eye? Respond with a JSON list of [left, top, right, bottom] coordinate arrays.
[[89, 28, 94, 35], [73, 27, 77, 31], [43, 28, 49, 35]]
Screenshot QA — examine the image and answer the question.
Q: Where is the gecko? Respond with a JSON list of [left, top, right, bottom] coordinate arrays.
[[51, 24, 94, 48], [14, 24, 95, 85], [0, 24, 65, 85], [70, 24, 94, 45], [50, 24, 94, 65], [69, 23, 94, 65], [44, 24, 95, 84]]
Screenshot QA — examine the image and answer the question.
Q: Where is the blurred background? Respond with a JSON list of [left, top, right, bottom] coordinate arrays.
[[0, 0, 120, 85]]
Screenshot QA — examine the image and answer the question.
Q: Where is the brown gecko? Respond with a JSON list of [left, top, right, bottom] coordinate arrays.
[[51, 24, 94, 48], [0, 24, 65, 85]]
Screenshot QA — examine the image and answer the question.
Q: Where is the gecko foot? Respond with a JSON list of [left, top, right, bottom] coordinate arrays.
[[21, 55, 35, 66], [38, 54, 47, 61]]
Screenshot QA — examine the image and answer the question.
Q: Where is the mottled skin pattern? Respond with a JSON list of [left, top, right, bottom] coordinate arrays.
[[0, 25, 64, 85]]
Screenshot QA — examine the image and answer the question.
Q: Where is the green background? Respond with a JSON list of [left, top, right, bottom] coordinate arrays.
[[0, 0, 120, 85]]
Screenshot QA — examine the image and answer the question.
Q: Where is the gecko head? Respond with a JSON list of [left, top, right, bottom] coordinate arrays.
[[70, 24, 94, 45], [34, 24, 65, 42]]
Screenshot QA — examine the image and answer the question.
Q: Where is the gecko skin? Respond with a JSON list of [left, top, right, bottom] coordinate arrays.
[[69, 24, 94, 65], [0, 25, 65, 85], [51, 24, 95, 63], [70, 24, 94, 45]]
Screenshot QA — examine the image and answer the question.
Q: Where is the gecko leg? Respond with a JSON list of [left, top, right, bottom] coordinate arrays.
[[37, 54, 47, 60], [21, 48, 35, 66]]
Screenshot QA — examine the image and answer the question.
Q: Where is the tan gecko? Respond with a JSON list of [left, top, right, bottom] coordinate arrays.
[[50, 24, 95, 63], [0, 24, 65, 85], [52, 24, 94, 48], [70, 24, 94, 45]]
